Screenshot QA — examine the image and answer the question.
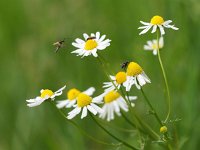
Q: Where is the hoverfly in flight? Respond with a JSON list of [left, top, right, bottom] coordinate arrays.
[[53, 38, 65, 53]]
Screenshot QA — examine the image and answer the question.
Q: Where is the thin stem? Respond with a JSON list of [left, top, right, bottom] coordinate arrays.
[[156, 31, 171, 123], [120, 88, 160, 140], [97, 55, 159, 140], [141, 88, 163, 126], [134, 112, 160, 140], [51, 102, 120, 146], [100, 119, 137, 133], [90, 113, 139, 150], [121, 112, 136, 128]]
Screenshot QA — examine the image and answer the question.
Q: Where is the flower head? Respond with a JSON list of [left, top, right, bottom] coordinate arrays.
[[123, 62, 151, 90], [103, 71, 127, 92], [71, 32, 111, 58], [56, 87, 95, 109], [144, 37, 164, 55], [96, 90, 137, 121], [67, 89, 103, 119], [26, 85, 66, 107], [138, 15, 179, 35], [160, 126, 168, 133]]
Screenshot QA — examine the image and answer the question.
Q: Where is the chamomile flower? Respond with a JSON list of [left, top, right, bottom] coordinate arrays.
[[26, 85, 66, 107], [138, 15, 179, 35], [123, 62, 151, 90], [96, 90, 137, 121], [103, 71, 127, 92], [71, 32, 111, 58], [144, 37, 164, 55], [56, 87, 95, 109], [67, 91, 104, 119]]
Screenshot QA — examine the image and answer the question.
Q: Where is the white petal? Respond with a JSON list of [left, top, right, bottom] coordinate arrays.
[[113, 101, 120, 112], [99, 105, 107, 119], [159, 36, 164, 48], [27, 98, 45, 107], [103, 82, 113, 88], [163, 20, 172, 25], [98, 35, 106, 42], [91, 49, 98, 57], [144, 45, 152, 50], [81, 107, 88, 119], [107, 105, 112, 121], [54, 85, 66, 95], [153, 50, 157, 55], [75, 38, 85, 44], [91, 33, 95, 37], [96, 32, 100, 40], [109, 75, 115, 80], [128, 96, 137, 101], [90, 103, 104, 113], [87, 105, 97, 115], [140, 21, 150, 25], [66, 100, 76, 108], [72, 42, 84, 49], [93, 93, 106, 103], [158, 25, 165, 35], [83, 33, 89, 40], [117, 98, 128, 112], [142, 72, 151, 83], [68, 107, 81, 115], [151, 25, 157, 33], [56, 99, 69, 109], [110, 105, 114, 120], [83, 87, 95, 96], [137, 75, 146, 86], [139, 25, 152, 35], [138, 25, 149, 29]]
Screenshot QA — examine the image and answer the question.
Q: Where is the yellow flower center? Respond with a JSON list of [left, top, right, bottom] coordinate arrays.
[[67, 88, 81, 100], [84, 39, 98, 50], [104, 91, 120, 103], [40, 89, 54, 98], [152, 43, 158, 50], [115, 72, 127, 84], [150, 15, 164, 25], [126, 62, 143, 76], [77, 93, 92, 107]]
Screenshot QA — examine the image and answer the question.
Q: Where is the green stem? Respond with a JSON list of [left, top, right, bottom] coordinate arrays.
[[90, 113, 139, 150], [120, 88, 160, 140], [141, 88, 163, 126], [51, 102, 120, 146], [134, 112, 160, 140], [156, 31, 171, 123], [121, 112, 136, 128], [97, 55, 159, 140]]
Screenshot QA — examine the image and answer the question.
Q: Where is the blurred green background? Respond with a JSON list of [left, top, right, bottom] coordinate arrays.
[[0, 0, 200, 149]]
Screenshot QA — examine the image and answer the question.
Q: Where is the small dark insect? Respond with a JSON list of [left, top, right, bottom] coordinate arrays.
[[121, 61, 130, 70], [86, 37, 96, 41], [53, 39, 65, 53]]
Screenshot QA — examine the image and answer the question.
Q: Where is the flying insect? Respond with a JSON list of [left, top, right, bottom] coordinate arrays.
[[53, 38, 65, 53], [121, 61, 130, 70]]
